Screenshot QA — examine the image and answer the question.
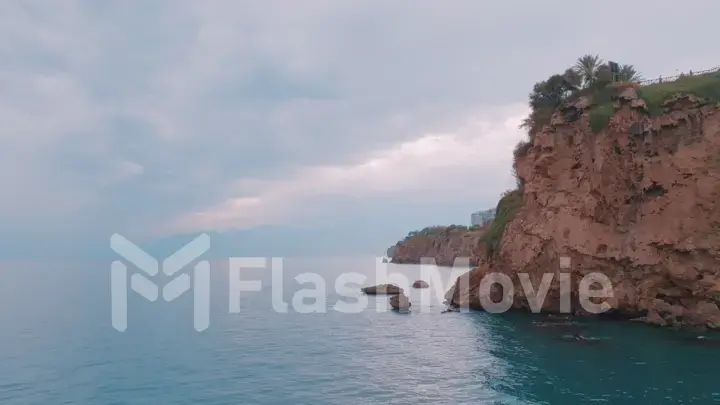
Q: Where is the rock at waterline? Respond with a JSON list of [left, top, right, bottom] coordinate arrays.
[[681, 336, 720, 347], [412, 280, 429, 289], [556, 334, 603, 345], [390, 294, 411, 311], [533, 322, 586, 335], [361, 284, 403, 295], [546, 314, 572, 320]]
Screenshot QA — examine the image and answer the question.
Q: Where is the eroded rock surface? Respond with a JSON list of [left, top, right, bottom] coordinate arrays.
[[447, 92, 720, 330]]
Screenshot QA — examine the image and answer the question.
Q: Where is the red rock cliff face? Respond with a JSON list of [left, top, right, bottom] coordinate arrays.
[[448, 89, 720, 330], [390, 226, 488, 267]]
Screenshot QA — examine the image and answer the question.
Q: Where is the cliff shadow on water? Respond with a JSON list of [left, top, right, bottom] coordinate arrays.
[[465, 310, 720, 404], [392, 61, 720, 331]]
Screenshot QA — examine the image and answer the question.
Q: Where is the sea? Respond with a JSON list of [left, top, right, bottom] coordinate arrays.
[[1, 258, 719, 404]]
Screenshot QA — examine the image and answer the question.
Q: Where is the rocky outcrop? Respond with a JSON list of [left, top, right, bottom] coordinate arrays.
[[390, 294, 411, 311], [413, 280, 429, 289], [361, 284, 403, 295], [448, 86, 720, 330], [389, 225, 489, 267]]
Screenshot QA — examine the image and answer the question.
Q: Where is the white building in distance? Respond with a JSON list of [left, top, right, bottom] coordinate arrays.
[[470, 208, 496, 227]]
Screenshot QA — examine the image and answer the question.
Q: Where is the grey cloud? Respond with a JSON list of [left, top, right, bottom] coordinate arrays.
[[1, 0, 718, 238]]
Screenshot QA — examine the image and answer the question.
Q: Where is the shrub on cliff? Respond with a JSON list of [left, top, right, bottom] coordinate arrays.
[[589, 103, 614, 133], [512, 140, 532, 187], [513, 140, 532, 158], [481, 189, 523, 257]]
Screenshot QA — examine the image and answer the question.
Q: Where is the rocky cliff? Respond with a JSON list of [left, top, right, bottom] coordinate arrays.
[[447, 85, 720, 330], [389, 225, 488, 267]]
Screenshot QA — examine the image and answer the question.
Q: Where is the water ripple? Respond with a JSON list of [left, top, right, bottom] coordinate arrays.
[[1, 260, 719, 404]]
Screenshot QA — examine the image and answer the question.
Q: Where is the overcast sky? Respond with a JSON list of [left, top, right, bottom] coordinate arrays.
[[1, 1, 718, 251]]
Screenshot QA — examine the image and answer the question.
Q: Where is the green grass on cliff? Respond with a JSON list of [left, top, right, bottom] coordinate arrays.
[[572, 69, 720, 134], [584, 70, 720, 132], [588, 103, 614, 133], [637, 70, 720, 116], [482, 189, 523, 257]]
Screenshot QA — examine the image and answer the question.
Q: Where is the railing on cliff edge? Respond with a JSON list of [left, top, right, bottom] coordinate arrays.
[[636, 66, 720, 86]]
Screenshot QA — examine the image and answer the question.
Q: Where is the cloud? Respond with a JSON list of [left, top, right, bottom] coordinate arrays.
[[1, 0, 719, 248], [169, 103, 528, 233]]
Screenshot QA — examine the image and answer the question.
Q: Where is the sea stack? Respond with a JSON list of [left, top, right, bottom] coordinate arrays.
[[389, 294, 411, 311]]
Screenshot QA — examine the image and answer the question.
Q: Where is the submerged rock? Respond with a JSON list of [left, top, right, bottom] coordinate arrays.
[[681, 336, 720, 347], [556, 333, 603, 345], [533, 322, 586, 335], [361, 284, 403, 295], [547, 314, 572, 320], [412, 280, 429, 289]]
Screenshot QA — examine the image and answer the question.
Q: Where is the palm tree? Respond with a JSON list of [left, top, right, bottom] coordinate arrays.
[[573, 54, 603, 88], [618, 64, 643, 83]]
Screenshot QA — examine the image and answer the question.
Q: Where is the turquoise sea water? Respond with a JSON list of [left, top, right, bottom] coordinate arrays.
[[1, 258, 719, 404]]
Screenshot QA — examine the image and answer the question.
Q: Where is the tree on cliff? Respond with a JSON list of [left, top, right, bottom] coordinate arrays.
[[594, 61, 643, 86], [529, 69, 581, 110], [593, 63, 614, 89], [520, 68, 579, 135], [619, 64, 643, 83], [573, 54, 604, 88]]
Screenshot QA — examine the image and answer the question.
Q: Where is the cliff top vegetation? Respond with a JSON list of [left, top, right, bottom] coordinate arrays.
[[638, 69, 720, 116], [402, 224, 481, 240], [389, 224, 482, 250], [519, 54, 642, 138], [500, 55, 720, 258], [519, 54, 720, 143], [514, 55, 720, 182]]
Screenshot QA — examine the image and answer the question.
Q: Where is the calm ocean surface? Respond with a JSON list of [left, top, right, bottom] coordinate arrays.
[[1, 258, 719, 404]]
